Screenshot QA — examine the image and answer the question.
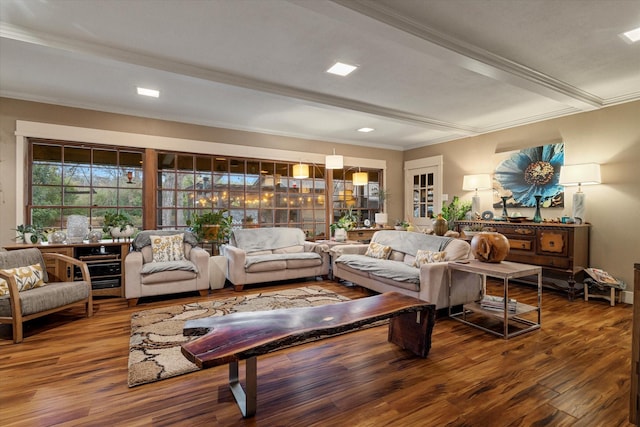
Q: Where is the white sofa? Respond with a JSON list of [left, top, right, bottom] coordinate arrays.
[[125, 230, 210, 306], [223, 227, 329, 291], [332, 230, 482, 309]]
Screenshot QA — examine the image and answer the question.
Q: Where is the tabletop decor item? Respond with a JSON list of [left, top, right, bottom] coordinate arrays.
[[66, 215, 89, 243], [470, 232, 510, 263], [433, 214, 448, 236]]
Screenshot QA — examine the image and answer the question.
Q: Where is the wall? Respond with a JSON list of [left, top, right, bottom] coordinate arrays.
[[405, 101, 640, 291], [0, 97, 404, 245], [2, 97, 638, 292]]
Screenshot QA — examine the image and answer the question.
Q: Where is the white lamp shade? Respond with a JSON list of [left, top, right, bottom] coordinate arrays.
[[325, 154, 344, 169], [292, 163, 309, 179], [352, 171, 368, 186], [558, 163, 601, 187], [462, 174, 492, 191]]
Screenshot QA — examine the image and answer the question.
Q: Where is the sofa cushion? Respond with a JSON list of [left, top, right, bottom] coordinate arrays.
[[371, 230, 453, 257], [365, 242, 391, 259], [0, 281, 90, 317], [286, 257, 323, 269], [151, 234, 185, 262], [413, 250, 447, 267], [248, 250, 273, 256], [246, 259, 287, 273], [232, 227, 306, 252], [389, 250, 405, 262], [141, 260, 198, 275], [273, 245, 305, 254], [140, 269, 197, 285], [336, 254, 420, 284], [0, 263, 46, 296]]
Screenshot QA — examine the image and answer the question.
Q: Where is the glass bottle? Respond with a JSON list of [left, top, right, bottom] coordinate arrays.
[[533, 195, 542, 223]]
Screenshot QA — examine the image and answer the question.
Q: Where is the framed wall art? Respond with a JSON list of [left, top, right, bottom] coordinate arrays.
[[492, 142, 565, 209]]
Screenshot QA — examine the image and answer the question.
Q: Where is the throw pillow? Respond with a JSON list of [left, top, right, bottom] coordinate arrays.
[[365, 241, 392, 259], [0, 263, 46, 296], [150, 234, 185, 263], [413, 250, 447, 267]]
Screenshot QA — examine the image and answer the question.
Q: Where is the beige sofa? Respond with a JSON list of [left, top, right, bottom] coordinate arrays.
[[332, 230, 482, 309], [223, 227, 329, 291], [125, 230, 210, 306]]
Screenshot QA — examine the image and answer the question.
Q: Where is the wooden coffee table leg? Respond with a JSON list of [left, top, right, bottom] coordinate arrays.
[[229, 357, 257, 418], [387, 306, 435, 358]]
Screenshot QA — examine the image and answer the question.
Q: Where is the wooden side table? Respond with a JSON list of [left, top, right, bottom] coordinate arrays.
[[448, 260, 542, 339]]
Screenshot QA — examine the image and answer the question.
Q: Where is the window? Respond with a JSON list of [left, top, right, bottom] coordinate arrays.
[[156, 152, 327, 239], [28, 139, 143, 231], [332, 168, 383, 226]]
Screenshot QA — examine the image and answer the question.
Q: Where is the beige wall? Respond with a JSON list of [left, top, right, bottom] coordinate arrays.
[[1, 97, 638, 289], [406, 101, 640, 289], [0, 97, 404, 243]]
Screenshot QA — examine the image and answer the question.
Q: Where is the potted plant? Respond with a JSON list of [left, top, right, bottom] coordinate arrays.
[[14, 224, 46, 243], [102, 211, 135, 241], [330, 207, 358, 241], [394, 219, 409, 231], [190, 209, 233, 242], [441, 196, 472, 230], [374, 188, 389, 227]]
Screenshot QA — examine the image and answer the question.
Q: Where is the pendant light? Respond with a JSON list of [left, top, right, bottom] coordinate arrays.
[[325, 148, 344, 170], [293, 161, 309, 179]]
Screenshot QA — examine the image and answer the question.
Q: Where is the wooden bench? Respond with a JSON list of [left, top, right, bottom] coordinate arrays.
[[181, 292, 436, 417]]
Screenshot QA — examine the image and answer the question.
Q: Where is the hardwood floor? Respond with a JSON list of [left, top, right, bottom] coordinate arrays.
[[0, 279, 634, 426]]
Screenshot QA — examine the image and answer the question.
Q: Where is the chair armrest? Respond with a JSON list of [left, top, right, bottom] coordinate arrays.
[[189, 247, 210, 273], [42, 252, 91, 283], [0, 270, 21, 302]]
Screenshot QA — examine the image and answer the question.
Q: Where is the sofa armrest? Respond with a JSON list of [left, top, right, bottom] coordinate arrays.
[[304, 241, 329, 254], [124, 251, 144, 299], [223, 245, 247, 283], [330, 244, 368, 258], [418, 262, 482, 309]]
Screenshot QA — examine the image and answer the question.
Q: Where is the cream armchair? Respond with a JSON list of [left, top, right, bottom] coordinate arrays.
[[125, 230, 210, 306]]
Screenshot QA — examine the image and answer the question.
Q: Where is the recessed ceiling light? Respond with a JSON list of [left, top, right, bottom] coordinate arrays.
[[621, 27, 640, 43], [136, 87, 160, 98], [327, 62, 358, 77], [357, 127, 375, 133]]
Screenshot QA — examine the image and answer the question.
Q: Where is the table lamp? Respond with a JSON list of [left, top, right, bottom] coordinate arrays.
[[558, 163, 601, 224], [462, 174, 492, 215]]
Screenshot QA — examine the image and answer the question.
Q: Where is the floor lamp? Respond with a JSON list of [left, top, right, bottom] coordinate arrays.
[[558, 163, 601, 224]]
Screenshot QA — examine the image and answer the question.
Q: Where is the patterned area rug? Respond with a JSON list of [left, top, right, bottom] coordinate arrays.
[[127, 286, 351, 387]]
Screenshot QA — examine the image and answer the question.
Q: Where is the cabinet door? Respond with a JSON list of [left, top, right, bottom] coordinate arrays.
[[537, 230, 569, 257]]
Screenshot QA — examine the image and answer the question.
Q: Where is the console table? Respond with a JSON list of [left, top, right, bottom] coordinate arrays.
[[3, 241, 130, 298], [456, 220, 590, 300]]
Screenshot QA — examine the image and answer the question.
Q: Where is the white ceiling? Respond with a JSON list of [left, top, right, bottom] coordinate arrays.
[[1, 0, 639, 151]]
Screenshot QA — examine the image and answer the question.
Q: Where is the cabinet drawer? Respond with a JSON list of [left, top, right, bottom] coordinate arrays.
[[507, 238, 534, 251]]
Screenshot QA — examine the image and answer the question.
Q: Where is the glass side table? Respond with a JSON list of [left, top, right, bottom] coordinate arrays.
[[448, 260, 542, 339]]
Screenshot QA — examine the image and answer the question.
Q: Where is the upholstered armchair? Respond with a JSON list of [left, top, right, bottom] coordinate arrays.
[[124, 230, 210, 306], [0, 248, 93, 343]]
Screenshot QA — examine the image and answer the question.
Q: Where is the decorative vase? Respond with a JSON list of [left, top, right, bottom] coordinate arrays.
[[500, 196, 509, 219], [433, 214, 448, 236], [470, 232, 510, 263], [50, 230, 66, 244], [88, 229, 103, 243], [67, 215, 89, 243], [111, 225, 135, 241], [533, 195, 542, 223], [334, 228, 347, 242]]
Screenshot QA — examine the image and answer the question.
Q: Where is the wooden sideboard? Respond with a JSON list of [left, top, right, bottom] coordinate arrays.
[[455, 220, 590, 300], [3, 241, 130, 298], [347, 227, 394, 242], [631, 263, 640, 425]]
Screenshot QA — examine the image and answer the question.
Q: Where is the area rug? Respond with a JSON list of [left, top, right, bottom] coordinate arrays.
[[127, 286, 352, 387]]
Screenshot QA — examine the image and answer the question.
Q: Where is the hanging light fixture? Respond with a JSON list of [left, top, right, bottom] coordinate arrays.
[[352, 168, 368, 186], [325, 148, 344, 170], [293, 161, 309, 179]]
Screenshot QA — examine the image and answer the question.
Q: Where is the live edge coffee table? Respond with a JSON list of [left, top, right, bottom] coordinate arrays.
[[181, 292, 435, 418]]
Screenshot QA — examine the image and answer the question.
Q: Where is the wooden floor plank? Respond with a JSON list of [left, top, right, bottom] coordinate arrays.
[[0, 279, 634, 426]]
